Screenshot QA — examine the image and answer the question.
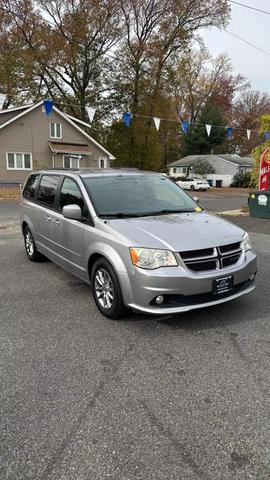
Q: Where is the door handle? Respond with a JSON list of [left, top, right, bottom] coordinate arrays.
[[45, 215, 51, 222]]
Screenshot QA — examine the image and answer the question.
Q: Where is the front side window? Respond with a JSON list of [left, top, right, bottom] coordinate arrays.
[[37, 175, 59, 207], [50, 123, 62, 139], [83, 175, 199, 217], [23, 174, 40, 199], [7, 152, 32, 170], [59, 177, 85, 212]]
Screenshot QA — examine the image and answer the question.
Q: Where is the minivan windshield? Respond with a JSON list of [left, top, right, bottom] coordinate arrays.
[[83, 175, 200, 218]]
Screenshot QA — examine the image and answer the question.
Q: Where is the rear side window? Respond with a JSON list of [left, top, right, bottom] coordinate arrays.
[[23, 174, 40, 199], [37, 175, 59, 207]]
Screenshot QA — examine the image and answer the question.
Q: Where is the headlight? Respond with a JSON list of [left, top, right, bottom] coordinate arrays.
[[242, 232, 252, 251], [130, 247, 177, 269]]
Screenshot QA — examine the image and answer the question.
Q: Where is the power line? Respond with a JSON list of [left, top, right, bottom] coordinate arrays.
[[223, 29, 270, 57], [228, 0, 270, 16]]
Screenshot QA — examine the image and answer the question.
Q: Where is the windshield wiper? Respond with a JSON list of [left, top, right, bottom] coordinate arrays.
[[143, 209, 195, 216], [99, 208, 197, 219]]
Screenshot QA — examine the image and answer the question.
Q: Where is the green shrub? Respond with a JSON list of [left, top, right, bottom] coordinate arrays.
[[230, 172, 251, 188]]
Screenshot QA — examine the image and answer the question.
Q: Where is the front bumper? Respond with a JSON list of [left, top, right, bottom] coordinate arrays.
[[121, 250, 257, 315]]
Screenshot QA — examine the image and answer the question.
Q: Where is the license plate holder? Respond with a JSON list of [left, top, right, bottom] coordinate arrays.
[[213, 276, 233, 295]]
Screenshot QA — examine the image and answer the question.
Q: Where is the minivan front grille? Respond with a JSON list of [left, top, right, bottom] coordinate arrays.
[[180, 242, 242, 273]]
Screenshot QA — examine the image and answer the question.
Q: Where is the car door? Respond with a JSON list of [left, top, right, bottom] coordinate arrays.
[[182, 178, 191, 189], [51, 176, 89, 280], [34, 174, 61, 254]]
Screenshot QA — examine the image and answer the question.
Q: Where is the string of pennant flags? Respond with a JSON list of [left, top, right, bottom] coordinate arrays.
[[122, 111, 269, 141], [1, 93, 270, 141]]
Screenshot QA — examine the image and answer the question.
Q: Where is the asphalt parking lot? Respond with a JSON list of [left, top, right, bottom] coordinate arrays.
[[195, 190, 248, 212], [1, 200, 270, 480]]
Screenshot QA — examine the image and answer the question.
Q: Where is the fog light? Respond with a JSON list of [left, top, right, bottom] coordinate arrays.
[[249, 273, 256, 281], [156, 295, 164, 304]]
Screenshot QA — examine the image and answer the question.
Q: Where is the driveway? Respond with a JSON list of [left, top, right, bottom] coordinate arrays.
[[195, 191, 248, 212], [1, 204, 270, 479]]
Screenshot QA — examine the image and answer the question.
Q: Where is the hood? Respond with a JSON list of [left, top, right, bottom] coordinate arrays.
[[108, 211, 244, 251]]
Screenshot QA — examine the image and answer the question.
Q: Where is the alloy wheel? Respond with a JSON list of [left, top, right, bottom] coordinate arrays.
[[25, 230, 34, 257], [94, 268, 114, 309]]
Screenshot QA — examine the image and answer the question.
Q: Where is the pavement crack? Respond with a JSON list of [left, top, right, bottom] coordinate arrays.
[[140, 400, 211, 480], [39, 335, 140, 480]]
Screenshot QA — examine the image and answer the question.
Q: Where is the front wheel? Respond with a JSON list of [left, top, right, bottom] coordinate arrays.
[[91, 258, 128, 319], [190, 185, 195, 191]]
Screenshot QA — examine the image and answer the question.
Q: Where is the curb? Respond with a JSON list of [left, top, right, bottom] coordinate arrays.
[[217, 209, 249, 216]]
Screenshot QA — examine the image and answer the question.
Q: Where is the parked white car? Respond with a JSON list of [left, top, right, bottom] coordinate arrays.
[[177, 177, 210, 191]]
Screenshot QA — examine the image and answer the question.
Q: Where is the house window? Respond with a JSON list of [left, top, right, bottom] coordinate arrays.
[[50, 123, 62, 139], [7, 152, 32, 170], [99, 158, 107, 168], [172, 168, 177, 174], [63, 154, 81, 169], [182, 167, 187, 174]]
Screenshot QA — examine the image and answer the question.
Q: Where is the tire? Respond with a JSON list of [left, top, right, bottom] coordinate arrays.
[[23, 226, 43, 262], [91, 258, 128, 319], [190, 185, 195, 191]]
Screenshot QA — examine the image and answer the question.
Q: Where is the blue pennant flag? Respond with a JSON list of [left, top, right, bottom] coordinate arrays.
[[263, 132, 270, 141], [123, 111, 131, 127], [181, 120, 189, 135], [227, 127, 233, 140], [43, 99, 54, 116]]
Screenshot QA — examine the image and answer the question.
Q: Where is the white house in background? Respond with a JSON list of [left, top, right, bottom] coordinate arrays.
[[168, 154, 254, 187]]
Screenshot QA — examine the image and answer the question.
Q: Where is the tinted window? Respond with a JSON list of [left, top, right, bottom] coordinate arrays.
[[37, 175, 59, 207], [23, 174, 40, 199], [60, 178, 85, 211]]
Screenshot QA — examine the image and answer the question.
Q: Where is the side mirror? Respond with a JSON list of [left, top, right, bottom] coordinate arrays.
[[62, 204, 82, 221], [193, 196, 199, 203]]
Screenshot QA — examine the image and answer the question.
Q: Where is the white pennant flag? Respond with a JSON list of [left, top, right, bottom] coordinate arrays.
[[0, 93, 6, 110], [247, 129, 251, 140], [86, 106, 96, 123], [153, 117, 161, 131], [205, 124, 212, 137]]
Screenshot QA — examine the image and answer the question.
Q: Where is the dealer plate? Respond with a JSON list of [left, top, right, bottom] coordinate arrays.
[[213, 276, 233, 295]]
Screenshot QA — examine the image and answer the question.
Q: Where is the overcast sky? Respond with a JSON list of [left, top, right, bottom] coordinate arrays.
[[201, 0, 270, 92]]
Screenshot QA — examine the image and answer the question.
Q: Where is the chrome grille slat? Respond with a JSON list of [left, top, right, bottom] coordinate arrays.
[[180, 242, 243, 273], [218, 248, 242, 257]]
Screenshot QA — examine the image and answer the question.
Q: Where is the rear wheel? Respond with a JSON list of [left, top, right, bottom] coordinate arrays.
[[23, 226, 43, 262], [190, 185, 195, 191], [91, 258, 128, 319]]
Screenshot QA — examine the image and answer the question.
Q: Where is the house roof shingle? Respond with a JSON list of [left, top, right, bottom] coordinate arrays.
[[168, 154, 254, 168]]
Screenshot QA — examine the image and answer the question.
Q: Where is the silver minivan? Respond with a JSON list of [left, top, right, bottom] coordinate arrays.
[[20, 169, 257, 319]]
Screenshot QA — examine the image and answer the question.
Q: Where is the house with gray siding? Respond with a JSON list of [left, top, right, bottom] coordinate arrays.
[[0, 100, 115, 184], [168, 154, 254, 187]]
